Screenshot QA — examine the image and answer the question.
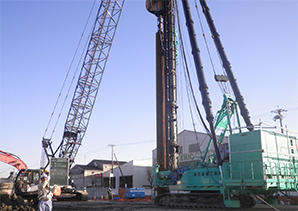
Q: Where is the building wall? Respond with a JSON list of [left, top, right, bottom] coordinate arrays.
[[84, 169, 102, 177], [152, 130, 229, 166], [113, 161, 151, 189], [70, 159, 126, 190], [70, 169, 103, 190], [71, 160, 153, 197], [133, 164, 152, 188]]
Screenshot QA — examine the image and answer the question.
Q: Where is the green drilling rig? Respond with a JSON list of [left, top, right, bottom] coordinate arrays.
[[147, 0, 298, 209]]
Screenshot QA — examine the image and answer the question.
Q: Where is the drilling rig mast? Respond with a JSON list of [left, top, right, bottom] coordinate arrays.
[[147, 0, 179, 175]]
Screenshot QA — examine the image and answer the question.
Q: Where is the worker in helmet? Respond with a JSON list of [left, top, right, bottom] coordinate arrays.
[[108, 188, 113, 200], [38, 173, 56, 211]]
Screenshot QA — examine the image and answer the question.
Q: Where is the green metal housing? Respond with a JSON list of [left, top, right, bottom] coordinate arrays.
[[224, 130, 298, 192]]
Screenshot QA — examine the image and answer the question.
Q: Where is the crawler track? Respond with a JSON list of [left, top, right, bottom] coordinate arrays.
[[155, 192, 224, 210]]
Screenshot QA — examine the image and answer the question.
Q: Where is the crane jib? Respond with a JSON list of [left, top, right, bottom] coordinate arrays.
[[42, 0, 125, 168]]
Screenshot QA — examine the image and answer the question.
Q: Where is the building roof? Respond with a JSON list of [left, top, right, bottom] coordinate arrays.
[[71, 159, 127, 172], [179, 129, 210, 136], [72, 165, 99, 171], [87, 159, 127, 166]]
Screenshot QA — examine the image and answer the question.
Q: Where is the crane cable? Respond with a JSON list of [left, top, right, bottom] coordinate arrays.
[[194, 0, 231, 95], [175, 0, 230, 160], [42, 0, 97, 140], [175, 0, 211, 138], [176, 28, 221, 175]]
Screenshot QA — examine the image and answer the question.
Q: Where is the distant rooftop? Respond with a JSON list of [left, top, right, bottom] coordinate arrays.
[[87, 159, 127, 166]]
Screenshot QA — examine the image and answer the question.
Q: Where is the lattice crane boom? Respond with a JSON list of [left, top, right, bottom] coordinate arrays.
[[43, 0, 125, 167]]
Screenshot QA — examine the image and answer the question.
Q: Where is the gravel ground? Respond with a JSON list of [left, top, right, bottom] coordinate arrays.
[[53, 200, 298, 211]]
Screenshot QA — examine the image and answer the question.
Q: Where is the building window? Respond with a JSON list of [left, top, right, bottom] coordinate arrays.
[[119, 176, 133, 188]]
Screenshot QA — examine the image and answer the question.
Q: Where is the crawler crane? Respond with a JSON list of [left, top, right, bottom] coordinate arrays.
[[147, 0, 298, 209], [11, 0, 125, 204]]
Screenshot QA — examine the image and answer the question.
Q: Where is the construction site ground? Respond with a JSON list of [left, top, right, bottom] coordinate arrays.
[[52, 200, 298, 211]]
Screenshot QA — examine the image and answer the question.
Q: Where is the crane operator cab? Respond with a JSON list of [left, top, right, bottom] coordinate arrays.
[[14, 169, 41, 203]]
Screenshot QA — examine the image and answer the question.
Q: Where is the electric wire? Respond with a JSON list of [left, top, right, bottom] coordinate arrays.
[[77, 140, 155, 157], [42, 0, 97, 141]]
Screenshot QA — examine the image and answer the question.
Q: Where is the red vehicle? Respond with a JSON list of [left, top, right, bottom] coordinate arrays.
[[0, 150, 28, 195]]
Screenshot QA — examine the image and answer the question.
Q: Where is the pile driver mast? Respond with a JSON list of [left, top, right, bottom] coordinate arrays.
[[147, 0, 179, 173]]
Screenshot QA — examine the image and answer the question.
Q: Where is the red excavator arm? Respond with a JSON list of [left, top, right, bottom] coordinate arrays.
[[0, 150, 28, 170]]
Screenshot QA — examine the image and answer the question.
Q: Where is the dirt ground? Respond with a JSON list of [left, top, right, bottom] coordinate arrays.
[[52, 200, 298, 211]]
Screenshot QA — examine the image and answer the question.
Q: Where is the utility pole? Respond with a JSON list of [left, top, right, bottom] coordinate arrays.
[[271, 107, 287, 133], [108, 143, 116, 189], [108, 144, 116, 174]]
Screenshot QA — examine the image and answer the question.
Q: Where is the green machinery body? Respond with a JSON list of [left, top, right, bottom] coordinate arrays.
[[151, 0, 297, 208], [155, 95, 298, 208]]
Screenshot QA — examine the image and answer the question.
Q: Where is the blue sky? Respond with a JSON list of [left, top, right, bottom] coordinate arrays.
[[1, 0, 297, 177]]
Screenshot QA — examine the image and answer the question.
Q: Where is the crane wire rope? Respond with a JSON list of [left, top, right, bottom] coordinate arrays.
[[176, 1, 228, 167], [181, 1, 232, 139], [194, 0, 231, 95], [177, 50, 185, 130], [175, 1, 204, 161], [175, 0, 211, 139], [42, 0, 97, 140], [194, 0, 241, 131]]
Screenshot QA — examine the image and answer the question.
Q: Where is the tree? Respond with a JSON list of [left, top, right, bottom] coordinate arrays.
[[146, 166, 154, 198]]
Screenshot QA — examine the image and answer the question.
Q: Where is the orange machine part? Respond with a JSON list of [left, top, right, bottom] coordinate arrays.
[[0, 150, 28, 170]]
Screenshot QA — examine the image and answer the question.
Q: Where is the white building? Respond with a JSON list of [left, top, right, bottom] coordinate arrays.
[[70, 159, 153, 198], [70, 159, 127, 190]]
